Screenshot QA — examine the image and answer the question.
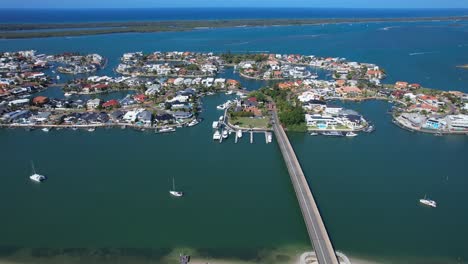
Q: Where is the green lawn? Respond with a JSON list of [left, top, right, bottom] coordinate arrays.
[[232, 117, 270, 129]]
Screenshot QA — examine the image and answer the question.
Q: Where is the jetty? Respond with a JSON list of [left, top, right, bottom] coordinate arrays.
[[272, 109, 339, 264]]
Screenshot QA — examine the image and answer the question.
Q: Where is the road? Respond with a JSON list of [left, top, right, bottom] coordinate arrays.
[[272, 111, 339, 264]]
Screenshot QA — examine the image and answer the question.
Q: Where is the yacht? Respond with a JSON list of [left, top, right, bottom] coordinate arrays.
[[87, 127, 95, 132], [218, 115, 224, 122], [64, 92, 72, 97], [159, 126, 176, 133], [222, 129, 228, 139], [237, 130, 243, 138], [346, 132, 358, 137], [72, 127, 78, 131], [188, 119, 199, 127], [29, 161, 47, 183], [310, 132, 319, 136], [212, 121, 219, 129], [267, 133, 272, 143], [169, 177, 183, 197], [213, 130, 221, 140], [419, 195, 437, 208], [216, 104, 226, 110], [225, 90, 234, 95], [321, 131, 344, 137], [56, 75, 61, 80], [42, 127, 50, 132]]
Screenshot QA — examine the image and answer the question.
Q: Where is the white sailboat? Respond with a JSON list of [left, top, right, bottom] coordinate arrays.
[[29, 161, 47, 183], [419, 194, 437, 208], [169, 177, 183, 197]]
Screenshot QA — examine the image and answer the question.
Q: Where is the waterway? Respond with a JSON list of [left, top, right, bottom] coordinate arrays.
[[1, 17, 468, 263]]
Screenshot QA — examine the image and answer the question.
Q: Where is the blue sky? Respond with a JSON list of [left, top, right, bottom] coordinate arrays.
[[2, 0, 468, 8]]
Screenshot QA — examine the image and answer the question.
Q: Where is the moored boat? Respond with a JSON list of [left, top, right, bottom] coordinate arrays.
[[321, 131, 344, 137], [346, 132, 358, 137], [29, 161, 47, 183], [159, 126, 176, 133], [310, 132, 319, 136], [419, 195, 437, 208], [42, 127, 50, 132], [169, 177, 183, 197], [222, 129, 228, 139], [188, 119, 199, 127], [213, 130, 221, 140], [237, 130, 243, 138]]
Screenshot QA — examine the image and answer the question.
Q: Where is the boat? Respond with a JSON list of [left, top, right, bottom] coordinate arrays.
[[188, 119, 199, 127], [310, 132, 319, 136], [225, 90, 234, 95], [41, 127, 50, 132], [29, 161, 47, 183], [267, 133, 272, 143], [56, 75, 60, 80], [159, 126, 176, 133], [237, 130, 243, 138], [434, 132, 443, 136], [419, 195, 437, 208], [321, 131, 344, 137], [87, 127, 95, 132], [72, 127, 78, 131], [213, 130, 221, 140], [364, 125, 375, 133], [222, 129, 228, 139], [212, 121, 219, 129], [216, 104, 226, 110], [218, 115, 224, 122], [169, 177, 183, 197], [346, 132, 358, 137], [64, 92, 72, 97]]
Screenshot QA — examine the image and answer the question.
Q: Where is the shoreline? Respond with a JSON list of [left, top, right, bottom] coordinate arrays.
[[1, 16, 467, 39]]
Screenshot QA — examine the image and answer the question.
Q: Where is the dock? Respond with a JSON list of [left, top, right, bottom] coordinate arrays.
[[272, 109, 339, 264]]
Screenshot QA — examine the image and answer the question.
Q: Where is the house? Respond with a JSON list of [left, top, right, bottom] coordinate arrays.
[[137, 110, 153, 126], [32, 96, 49, 106], [109, 110, 124, 121], [395, 81, 409, 90], [324, 105, 343, 115], [123, 109, 144, 123], [337, 86, 362, 97], [409, 83, 421, 90], [86, 98, 102, 109], [155, 113, 174, 124], [30, 112, 51, 123], [102, 99, 119, 109], [173, 111, 193, 119], [134, 94, 147, 103]]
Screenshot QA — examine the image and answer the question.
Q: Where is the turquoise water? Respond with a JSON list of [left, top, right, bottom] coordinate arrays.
[[1, 21, 468, 263]]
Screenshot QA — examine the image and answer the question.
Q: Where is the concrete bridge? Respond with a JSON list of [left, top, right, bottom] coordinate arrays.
[[272, 110, 339, 264]]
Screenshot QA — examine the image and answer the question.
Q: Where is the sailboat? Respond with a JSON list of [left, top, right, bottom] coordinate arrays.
[[419, 194, 436, 208], [29, 161, 47, 183], [169, 177, 183, 197]]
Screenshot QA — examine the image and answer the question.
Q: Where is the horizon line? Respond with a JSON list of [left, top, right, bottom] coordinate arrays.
[[1, 7, 468, 10]]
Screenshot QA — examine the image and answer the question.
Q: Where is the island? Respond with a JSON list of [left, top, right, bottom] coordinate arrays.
[[1, 16, 468, 39], [1, 49, 467, 136]]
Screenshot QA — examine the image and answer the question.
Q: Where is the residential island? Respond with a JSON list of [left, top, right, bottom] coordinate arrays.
[[1, 50, 467, 136]]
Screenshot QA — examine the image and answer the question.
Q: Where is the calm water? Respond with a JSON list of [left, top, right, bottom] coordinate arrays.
[[1, 8, 468, 24], [1, 18, 468, 263]]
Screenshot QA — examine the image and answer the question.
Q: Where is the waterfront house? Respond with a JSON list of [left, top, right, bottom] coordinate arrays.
[[447, 115, 468, 130], [137, 110, 153, 126], [395, 81, 409, 90], [86, 98, 102, 109], [123, 109, 144, 123], [109, 110, 124, 121], [30, 112, 51, 123], [134, 94, 147, 103], [173, 111, 192, 119], [424, 118, 442, 130], [155, 113, 174, 124]]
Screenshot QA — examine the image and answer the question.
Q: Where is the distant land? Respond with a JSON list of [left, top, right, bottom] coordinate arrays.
[[0, 16, 467, 39], [457, 64, 468, 69]]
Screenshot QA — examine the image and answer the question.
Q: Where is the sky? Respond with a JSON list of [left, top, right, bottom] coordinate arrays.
[[2, 0, 468, 8]]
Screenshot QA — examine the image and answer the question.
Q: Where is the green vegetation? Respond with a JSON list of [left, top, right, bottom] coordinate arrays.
[[257, 86, 307, 132], [232, 116, 270, 129], [2, 16, 467, 39], [221, 53, 268, 64]]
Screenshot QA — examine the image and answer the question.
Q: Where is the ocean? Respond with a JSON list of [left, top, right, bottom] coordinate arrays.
[[0, 8, 468, 264]]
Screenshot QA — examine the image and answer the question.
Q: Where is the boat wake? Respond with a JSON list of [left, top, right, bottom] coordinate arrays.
[[226, 41, 250, 46], [409, 51, 438, 56], [378, 26, 400, 31]]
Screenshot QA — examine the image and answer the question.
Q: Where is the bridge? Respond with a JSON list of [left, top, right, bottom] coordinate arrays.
[[272, 110, 339, 264]]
